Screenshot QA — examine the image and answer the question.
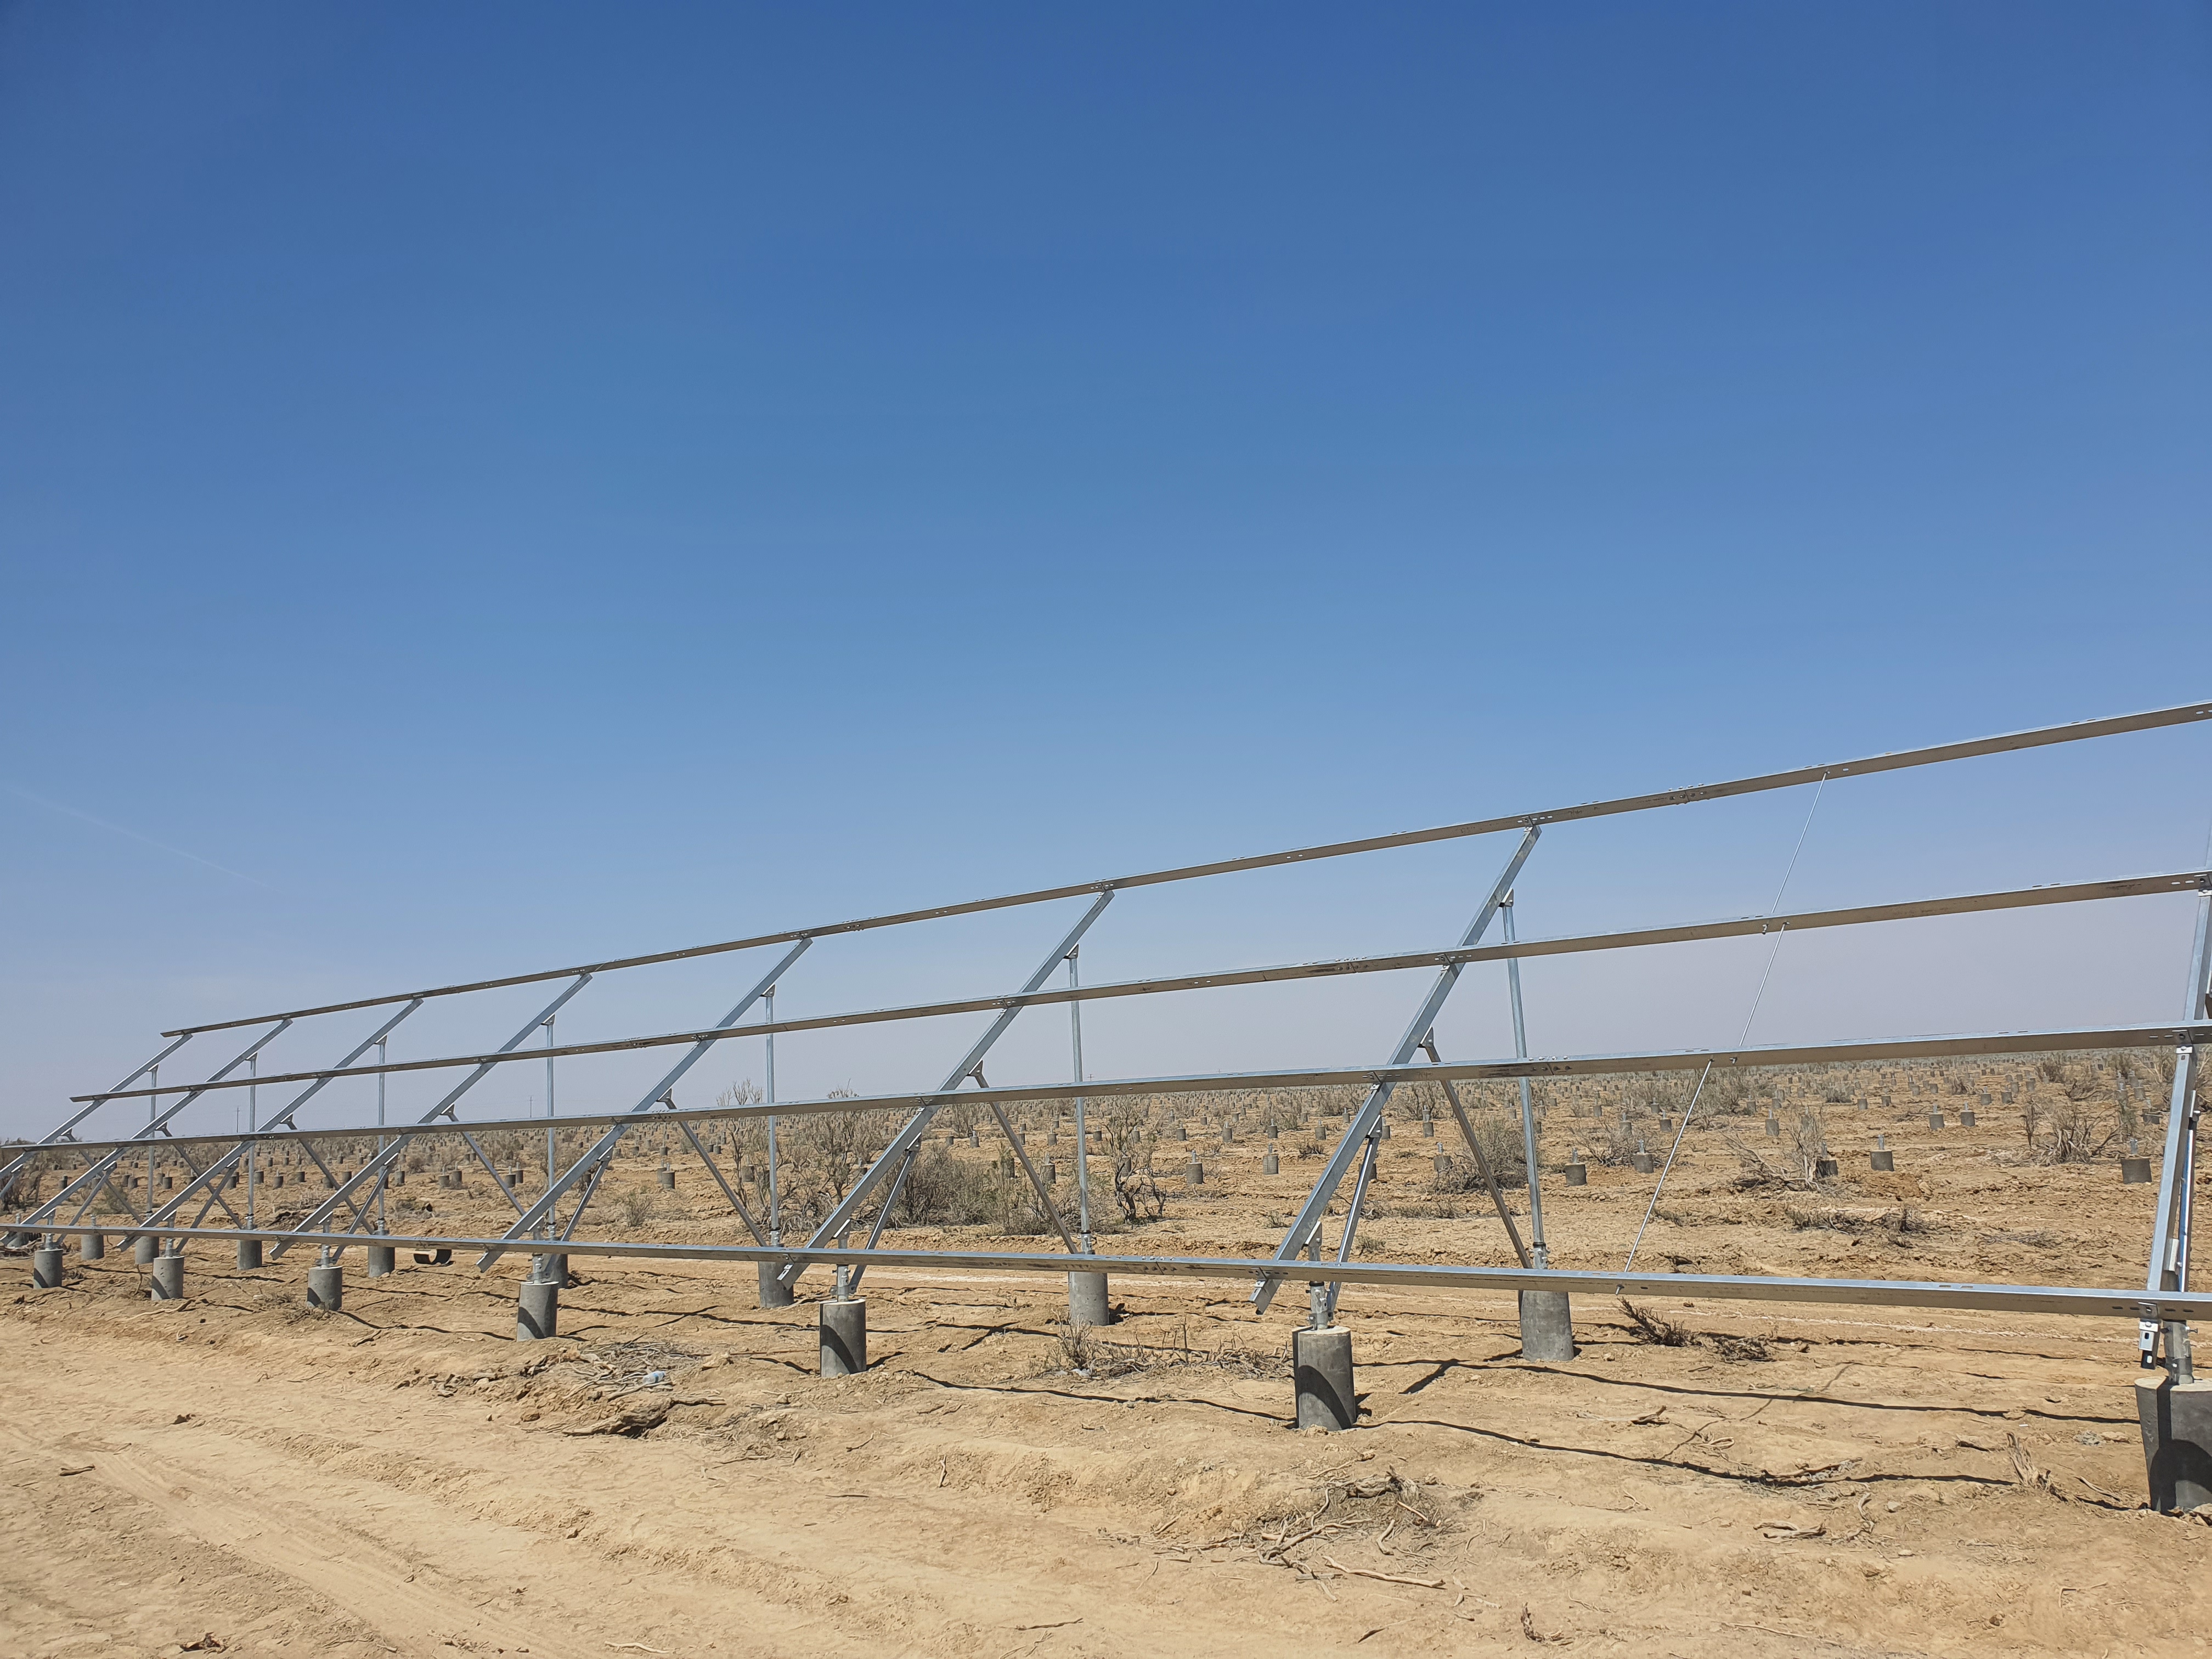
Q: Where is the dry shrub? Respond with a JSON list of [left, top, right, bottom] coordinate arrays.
[[1618, 1299, 1693, 1346], [1786, 1204, 1933, 1235], [1618, 1299, 1769, 1362], [1049, 1320, 1286, 1380], [1786, 1108, 1828, 1183], [1430, 1114, 1530, 1190]]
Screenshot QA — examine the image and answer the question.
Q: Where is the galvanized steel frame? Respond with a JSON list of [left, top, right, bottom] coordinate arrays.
[[11, 699, 2212, 1353]]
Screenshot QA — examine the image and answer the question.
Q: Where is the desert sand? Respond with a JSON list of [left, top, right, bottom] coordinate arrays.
[[5, 1073, 2209, 1658]]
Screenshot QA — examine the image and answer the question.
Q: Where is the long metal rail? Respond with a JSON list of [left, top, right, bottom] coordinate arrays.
[[36, 1017, 2212, 1159], [70, 867, 2210, 1108], [157, 699, 2212, 1037], [87, 1224, 2212, 1323]]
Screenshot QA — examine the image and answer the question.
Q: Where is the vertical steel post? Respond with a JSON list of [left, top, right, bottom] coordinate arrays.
[[766, 986, 780, 1248], [1501, 894, 1548, 1267], [245, 1056, 257, 1228], [145, 1065, 156, 1231], [1070, 946, 1092, 1252], [376, 1038, 388, 1237], [2147, 870, 2212, 1373], [543, 1017, 556, 1242]]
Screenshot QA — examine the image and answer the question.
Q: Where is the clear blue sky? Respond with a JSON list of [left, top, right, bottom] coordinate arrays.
[[4, 5, 2209, 1142]]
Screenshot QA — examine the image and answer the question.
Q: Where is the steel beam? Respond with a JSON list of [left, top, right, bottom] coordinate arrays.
[[81, 869, 2212, 1107], [46, 1015, 2212, 1160], [115, 1222, 2212, 1323], [159, 700, 2212, 1037]]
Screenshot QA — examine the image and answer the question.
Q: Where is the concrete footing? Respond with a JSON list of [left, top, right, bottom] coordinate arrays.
[[1262, 1149, 1280, 1175], [2123, 1157, 2153, 1184], [149, 1251, 184, 1301], [237, 1238, 263, 1269], [80, 1231, 104, 1261], [1562, 1162, 1588, 1186], [517, 1276, 560, 1340], [1960, 1110, 1978, 1127], [819, 1297, 867, 1376], [1293, 1326, 1357, 1430], [32, 1244, 64, 1288], [1186, 1160, 1204, 1186], [2137, 1375, 2212, 1513], [1870, 1150, 1894, 1172], [1068, 1270, 1112, 1327], [307, 1260, 343, 1313], [758, 1260, 795, 1308], [366, 1244, 396, 1277], [1630, 1150, 1656, 1175], [657, 1167, 675, 1189], [133, 1234, 159, 1265], [1518, 1290, 1574, 1360]]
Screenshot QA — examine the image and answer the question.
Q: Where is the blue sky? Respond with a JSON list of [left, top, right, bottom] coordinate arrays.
[[3, 5, 2208, 1143]]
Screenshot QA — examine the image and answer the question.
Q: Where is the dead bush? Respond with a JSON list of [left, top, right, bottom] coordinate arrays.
[[1618, 1299, 1769, 1362]]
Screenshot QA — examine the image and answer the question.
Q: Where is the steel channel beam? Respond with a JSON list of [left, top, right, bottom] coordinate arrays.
[[80, 870, 2211, 1108], [117, 1223, 2212, 1323], [157, 700, 2212, 1038], [1254, 828, 1539, 1313], [47, 1016, 2212, 1159], [475, 939, 812, 1269], [780, 890, 1118, 1290]]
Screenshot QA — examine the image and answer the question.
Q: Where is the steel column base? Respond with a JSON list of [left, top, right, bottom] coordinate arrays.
[[819, 1297, 867, 1376], [31, 1245, 64, 1289], [757, 1260, 794, 1308], [1517, 1290, 1575, 1360], [1068, 1270, 1112, 1327], [1293, 1326, 1356, 1431], [149, 1252, 184, 1301], [307, 1262, 343, 1313], [80, 1231, 104, 1261], [2137, 1375, 2212, 1513], [517, 1277, 560, 1341]]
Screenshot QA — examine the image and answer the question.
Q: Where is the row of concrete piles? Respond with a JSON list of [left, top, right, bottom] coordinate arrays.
[[22, 1232, 2209, 1511]]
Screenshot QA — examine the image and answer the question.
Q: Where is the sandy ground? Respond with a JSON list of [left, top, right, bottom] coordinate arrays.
[[6, 1088, 2210, 1658]]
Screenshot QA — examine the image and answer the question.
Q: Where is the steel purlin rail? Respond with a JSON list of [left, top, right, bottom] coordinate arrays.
[[36, 1017, 2212, 1158], [36, 1224, 2212, 1322], [74, 868, 2212, 1108], [154, 699, 2212, 1037]]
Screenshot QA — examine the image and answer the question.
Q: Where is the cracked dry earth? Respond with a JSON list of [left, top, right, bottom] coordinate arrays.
[[4, 1245, 2210, 1659]]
